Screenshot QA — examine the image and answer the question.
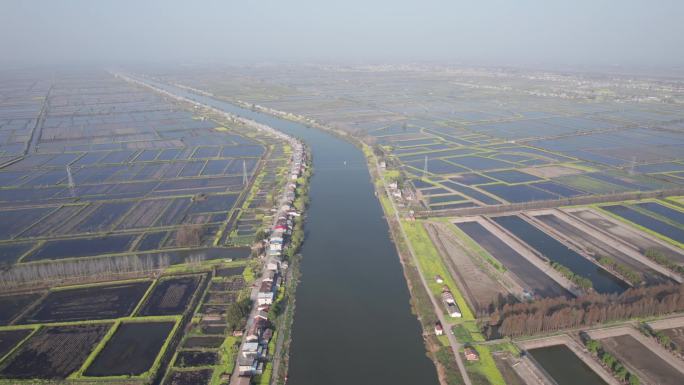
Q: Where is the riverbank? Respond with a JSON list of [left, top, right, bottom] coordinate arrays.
[[267, 153, 311, 385], [120, 79, 439, 385], [113, 73, 311, 385], [225, 101, 472, 385]]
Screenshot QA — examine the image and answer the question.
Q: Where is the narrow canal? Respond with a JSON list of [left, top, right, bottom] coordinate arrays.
[[145, 79, 439, 385]]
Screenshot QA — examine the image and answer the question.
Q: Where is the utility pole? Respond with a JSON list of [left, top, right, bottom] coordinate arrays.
[[66, 165, 76, 197], [628, 156, 636, 175], [423, 155, 428, 177]]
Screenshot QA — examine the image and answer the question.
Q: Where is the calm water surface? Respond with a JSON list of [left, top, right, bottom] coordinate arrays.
[[529, 345, 608, 385], [145, 79, 439, 385]]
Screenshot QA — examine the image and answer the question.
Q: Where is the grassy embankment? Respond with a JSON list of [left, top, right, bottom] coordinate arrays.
[[367, 141, 507, 385], [443, 221, 506, 274], [401, 220, 506, 385]]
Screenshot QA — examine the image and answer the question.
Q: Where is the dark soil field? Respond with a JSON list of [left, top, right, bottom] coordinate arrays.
[[661, 327, 684, 354], [209, 281, 231, 291], [138, 275, 201, 316], [174, 350, 218, 367], [84, 321, 175, 377], [208, 277, 245, 291], [201, 304, 229, 315], [201, 323, 226, 335], [0, 324, 111, 379], [215, 266, 245, 277], [0, 293, 41, 325], [165, 368, 213, 385], [426, 221, 510, 312], [205, 292, 236, 304], [456, 221, 569, 298], [492, 354, 526, 385], [601, 334, 684, 385], [183, 336, 224, 349], [21, 281, 151, 323], [0, 329, 32, 359]]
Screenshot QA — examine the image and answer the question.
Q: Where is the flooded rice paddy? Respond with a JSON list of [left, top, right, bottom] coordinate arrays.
[[636, 201, 684, 225], [85, 321, 175, 377], [22, 281, 151, 323], [602, 205, 684, 243], [0, 324, 111, 379]]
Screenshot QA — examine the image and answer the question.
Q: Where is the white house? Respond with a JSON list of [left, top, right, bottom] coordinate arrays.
[[447, 303, 462, 318], [266, 261, 279, 271]]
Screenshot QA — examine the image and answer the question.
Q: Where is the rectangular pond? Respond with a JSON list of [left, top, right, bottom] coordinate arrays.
[[492, 215, 628, 294], [528, 344, 608, 385], [21, 281, 151, 324], [456, 221, 569, 298], [84, 321, 175, 377], [571, 209, 684, 265], [0, 324, 111, 380], [602, 205, 684, 243], [480, 183, 558, 203], [635, 202, 684, 225], [535, 214, 670, 285], [137, 275, 202, 316]]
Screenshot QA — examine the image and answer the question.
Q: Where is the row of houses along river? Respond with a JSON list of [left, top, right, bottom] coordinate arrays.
[[121, 74, 439, 385]]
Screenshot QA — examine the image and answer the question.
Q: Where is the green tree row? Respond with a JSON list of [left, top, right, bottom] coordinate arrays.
[[550, 261, 593, 289], [597, 255, 643, 286], [583, 336, 640, 385]]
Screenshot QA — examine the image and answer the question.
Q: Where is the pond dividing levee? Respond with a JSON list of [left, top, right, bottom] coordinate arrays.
[[133, 78, 439, 385]]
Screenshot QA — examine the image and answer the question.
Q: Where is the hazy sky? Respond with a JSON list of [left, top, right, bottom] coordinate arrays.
[[1, 0, 683, 69]]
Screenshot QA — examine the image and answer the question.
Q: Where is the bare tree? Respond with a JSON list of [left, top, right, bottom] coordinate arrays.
[[176, 224, 204, 247], [0, 254, 171, 289]]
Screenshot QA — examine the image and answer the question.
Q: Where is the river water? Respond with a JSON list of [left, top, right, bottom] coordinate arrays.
[[143, 79, 439, 385]]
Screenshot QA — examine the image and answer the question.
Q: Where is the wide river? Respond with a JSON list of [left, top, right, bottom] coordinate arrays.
[[144, 79, 439, 385]]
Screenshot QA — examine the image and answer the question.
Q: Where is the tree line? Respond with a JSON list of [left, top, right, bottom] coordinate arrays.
[[0, 254, 170, 289], [486, 283, 684, 338], [583, 336, 640, 385]]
